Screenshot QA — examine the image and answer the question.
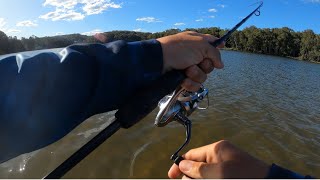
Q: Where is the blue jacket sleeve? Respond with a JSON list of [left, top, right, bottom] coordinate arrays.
[[266, 164, 315, 179], [0, 39, 163, 163]]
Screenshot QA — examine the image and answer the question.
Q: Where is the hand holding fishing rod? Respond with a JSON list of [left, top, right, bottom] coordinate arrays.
[[44, 2, 263, 178]]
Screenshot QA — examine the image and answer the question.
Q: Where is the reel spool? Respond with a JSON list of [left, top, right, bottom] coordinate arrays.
[[155, 86, 209, 127]]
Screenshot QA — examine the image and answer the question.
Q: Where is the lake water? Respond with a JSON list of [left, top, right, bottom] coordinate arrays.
[[0, 50, 319, 178]]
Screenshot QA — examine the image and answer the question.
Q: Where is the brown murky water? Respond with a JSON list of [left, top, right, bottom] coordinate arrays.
[[0, 50, 319, 178]]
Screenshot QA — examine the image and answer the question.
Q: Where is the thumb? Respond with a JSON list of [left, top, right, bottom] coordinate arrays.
[[179, 160, 216, 179]]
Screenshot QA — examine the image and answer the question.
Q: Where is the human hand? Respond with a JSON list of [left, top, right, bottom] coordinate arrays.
[[157, 31, 224, 92], [168, 140, 270, 179], [95, 31, 224, 92]]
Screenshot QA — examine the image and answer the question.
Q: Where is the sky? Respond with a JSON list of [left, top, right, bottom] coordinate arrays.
[[0, 0, 319, 38]]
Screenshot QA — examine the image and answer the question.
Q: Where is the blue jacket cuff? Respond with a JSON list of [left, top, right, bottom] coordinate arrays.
[[266, 163, 314, 179]]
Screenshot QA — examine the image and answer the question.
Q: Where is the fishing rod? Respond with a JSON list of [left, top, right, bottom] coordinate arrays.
[[44, 1, 263, 178]]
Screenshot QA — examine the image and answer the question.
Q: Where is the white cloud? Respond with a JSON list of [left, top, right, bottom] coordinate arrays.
[[6, 29, 21, 33], [195, 19, 203, 22], [174, 22, 185, 26], [43, 0, 78, 9], [209, 16, 215, 18], [56, 32, 64, 35], [40, 9, 85, 21], [133, 28, 142, 32], [0, 18, 22, 34], [136, 17, 162, 23], [16, 20, 38, 27], [218, 4, 226, 8], [208, 8, 218, 13], [40, 0, 122, 21], [0, 18, 6, 30], [81, 29, 103, 36], [83, 1, 121, 15]]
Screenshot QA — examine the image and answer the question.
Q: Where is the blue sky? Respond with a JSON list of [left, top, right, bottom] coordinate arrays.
[[0, 0, 319, 38]]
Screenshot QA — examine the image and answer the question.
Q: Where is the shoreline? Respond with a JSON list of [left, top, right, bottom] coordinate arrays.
[[221, 48, 320, 65]]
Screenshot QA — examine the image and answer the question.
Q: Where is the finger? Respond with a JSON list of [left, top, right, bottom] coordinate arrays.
[[202, 34, 219, 43], [202, 34, 225, 48], [185, 65, 207, 83], [198, 58, 214, 74], [200, 34, 224, 69], [168, 164, 183, 179], [183, 141, 231, 163], [181, 78, 201, 92], [206, 45, 224, 69], [183, 144, 213, 162], [179, 160, 217, 179]]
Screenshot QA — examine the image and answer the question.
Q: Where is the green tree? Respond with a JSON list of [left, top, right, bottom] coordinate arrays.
[[0, 31, 9, 55], [1, 27, 319, 63], [300, 30, 319, 61], [8, 36, 25, 53]]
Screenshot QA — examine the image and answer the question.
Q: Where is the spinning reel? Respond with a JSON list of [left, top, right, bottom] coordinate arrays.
[[155, 86, 209, 165]]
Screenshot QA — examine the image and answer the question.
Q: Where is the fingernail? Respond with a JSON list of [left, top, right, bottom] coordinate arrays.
[[180, 160, 193, 172]]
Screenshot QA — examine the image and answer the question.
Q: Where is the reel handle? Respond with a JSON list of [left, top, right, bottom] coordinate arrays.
[[116, 70, 186, 128], [173, 155, 184, 165]]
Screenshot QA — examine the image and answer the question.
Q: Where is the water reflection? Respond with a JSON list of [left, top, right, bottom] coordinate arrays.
[[130, 141, 153, 177]]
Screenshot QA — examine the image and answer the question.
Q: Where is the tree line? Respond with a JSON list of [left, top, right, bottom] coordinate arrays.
[[0, 26, 319, 63]]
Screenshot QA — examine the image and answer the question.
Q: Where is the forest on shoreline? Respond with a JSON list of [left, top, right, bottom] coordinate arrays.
[[0, 26, 319, 63]]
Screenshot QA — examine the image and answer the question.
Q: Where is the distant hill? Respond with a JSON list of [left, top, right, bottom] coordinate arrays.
[[0, 27, 319, 63]]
